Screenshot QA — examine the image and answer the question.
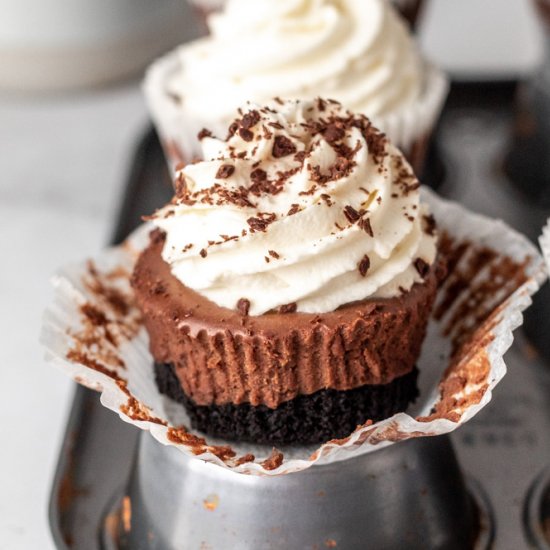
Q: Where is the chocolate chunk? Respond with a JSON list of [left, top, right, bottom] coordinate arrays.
[[236, 298, 251, 316], [216, 164, 235, 179], [358, 255, 371, 277], [415, 258, 430, 278], [272, 135, 297, 158], [199, 249, 208, 258]]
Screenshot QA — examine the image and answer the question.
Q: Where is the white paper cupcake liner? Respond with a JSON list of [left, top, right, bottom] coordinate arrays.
[[143, 44, 449, 174], [41, 189, 546, 476], [539, 218, 550, 269]]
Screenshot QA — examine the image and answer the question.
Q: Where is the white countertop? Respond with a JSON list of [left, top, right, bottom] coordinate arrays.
[[0, 1, 545, 548], [0, 83, 147, 549]]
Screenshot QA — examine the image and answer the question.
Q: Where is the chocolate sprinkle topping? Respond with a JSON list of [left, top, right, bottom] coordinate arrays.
[[272, 135, 297, 158], [358, 255, 371, 277], [199, 249, 208, 258], [216, 164, 235, 179]]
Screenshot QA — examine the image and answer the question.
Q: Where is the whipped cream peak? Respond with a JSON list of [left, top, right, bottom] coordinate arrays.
[[153, 99, 437, 315]]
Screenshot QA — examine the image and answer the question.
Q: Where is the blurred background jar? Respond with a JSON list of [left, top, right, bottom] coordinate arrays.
[[0, 0, 191, 92]]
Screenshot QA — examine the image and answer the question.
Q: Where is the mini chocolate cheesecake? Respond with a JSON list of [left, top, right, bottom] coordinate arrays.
[[133, 99, 441, 445]]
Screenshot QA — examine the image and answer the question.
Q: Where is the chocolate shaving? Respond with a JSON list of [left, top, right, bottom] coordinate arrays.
[[216, 164, 235, 179], [294, 150, 307, 163], [246, 213, 276, 232], [358, 255, 371, 277], [199, 249, 207, 258], [197, 128, 212, 141], [359, 217, 374, 237], [174, 172, 187, 197], [268, 250, 280, 259], [272, 135, 297, 158], [241, 110, 260, 129], [287, 204, 301, 216], [227, 122, 239, 138], [415, 258, 430, 278], [239, 128, 254, 142], [279, 302, 297, 314], [343, 205, 361, 223], [323, 123, 346, 144], [236, 298, 250, 316], [320, 193, 333, 207], [423, 214, 437, 236]]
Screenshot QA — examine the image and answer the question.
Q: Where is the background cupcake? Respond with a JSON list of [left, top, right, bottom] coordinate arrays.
[[145, 0, 447, 175], [132, 98, 441, 445], [189, 0, 428, 29], [392, 0, 426, 28]]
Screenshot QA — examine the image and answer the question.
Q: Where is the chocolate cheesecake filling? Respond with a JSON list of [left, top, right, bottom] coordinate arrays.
[[132, 231, 439, 409], [155, 362, 419, 445]]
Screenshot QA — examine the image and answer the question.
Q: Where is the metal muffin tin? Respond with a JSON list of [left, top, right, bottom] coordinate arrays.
[[49, 82, 550, 549]]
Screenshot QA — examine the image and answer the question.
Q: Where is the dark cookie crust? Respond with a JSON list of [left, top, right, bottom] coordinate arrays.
[[155, 362, 419, 445]]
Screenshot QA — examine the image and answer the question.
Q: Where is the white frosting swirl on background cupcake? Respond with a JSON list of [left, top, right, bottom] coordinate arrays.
[[152, 99, 437, 315], [169, 0, 423, 141]]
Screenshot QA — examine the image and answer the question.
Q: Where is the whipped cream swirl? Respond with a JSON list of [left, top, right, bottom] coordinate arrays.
[[153, 99, 437, 315], [169, 0, 423, 143]]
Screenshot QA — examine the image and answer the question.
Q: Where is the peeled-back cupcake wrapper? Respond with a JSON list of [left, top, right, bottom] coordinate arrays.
[[41, 189, 546, 476], [143, 49, 449, 172]]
